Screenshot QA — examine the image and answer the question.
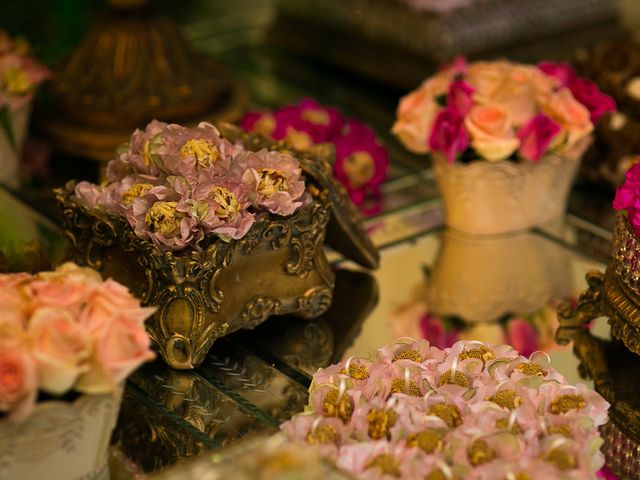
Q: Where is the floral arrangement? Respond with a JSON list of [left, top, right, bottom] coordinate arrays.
[[75, 120, 309, 252], [0, 30, 50, 148], [392, 58, 615, 163], [613, 160, 640, 237], [390, 299, 568, 358], [0, 262, 155, 422], [241, 98, 388, 205], [282, 339, 609, 479]]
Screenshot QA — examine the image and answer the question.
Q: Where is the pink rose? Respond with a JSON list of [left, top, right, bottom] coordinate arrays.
[[28, 307, 91, 395], [464, 104, 519, 161], [428, 108, 469, 163], [537, 61, 576, 87], [517, 113, 561, 162], [75, 316, 155, 394], [568, 77, 616, 123], [447, 80, 474, 116], [392, 74, 450, 153], [0, 339, 37, 421], [545, 88, 593, 156], [505, 318, 538, 357], [29, 280, 90, 313]]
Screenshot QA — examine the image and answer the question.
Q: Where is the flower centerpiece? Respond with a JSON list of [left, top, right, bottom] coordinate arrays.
[[0, 262, 155, 480], [393, 58, 615, 234], [0, 30, 50, 187], [282, 338, 609, 479], [58, 120, 364, 369], [241, 98, 389, 207]]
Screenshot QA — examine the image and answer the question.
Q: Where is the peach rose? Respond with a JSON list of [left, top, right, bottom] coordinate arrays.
[[76, 316, 155, 394], [80, 280, 155, 337], [545, 87, 593, 156], [470, 63, 554, 128], [464, 104, 520, 161], [392, 74, 450, 153], [28, 307, 91, 395], [37, 262, 103, 284], [0, 339, 37, 421]]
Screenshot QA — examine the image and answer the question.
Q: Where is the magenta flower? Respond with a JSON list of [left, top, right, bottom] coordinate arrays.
[[428, 108, 469, 163], [447, 80, 474, 116], [418, 313, 456, 349], [269, 98, 345, 146], [537, 61, 577, 87], [333, 120, 388, 205], [517, 113, 561, 162], [613, 162, 640, 237], [505, 318, 538, 358], [568, 77, 617, 123]]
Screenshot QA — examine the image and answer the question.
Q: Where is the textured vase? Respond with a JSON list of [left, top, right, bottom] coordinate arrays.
[[425, 227, 572, 322], [0, 102, 31, 188], [0, 391, 121, 480], [431, 153, 582, 235]]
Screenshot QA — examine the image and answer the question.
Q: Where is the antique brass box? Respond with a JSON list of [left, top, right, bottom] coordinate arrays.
[[57, 127, 378, 369]]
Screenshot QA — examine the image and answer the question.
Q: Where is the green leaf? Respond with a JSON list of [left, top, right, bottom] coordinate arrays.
[[0, 107, 16, 152]]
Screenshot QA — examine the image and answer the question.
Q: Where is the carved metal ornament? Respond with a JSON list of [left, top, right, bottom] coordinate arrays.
[[57, 127, 378, 369], [557, 214, 640, 357]]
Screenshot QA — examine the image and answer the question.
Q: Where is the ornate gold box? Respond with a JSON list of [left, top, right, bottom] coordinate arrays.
[[57, 127, 378, 369]]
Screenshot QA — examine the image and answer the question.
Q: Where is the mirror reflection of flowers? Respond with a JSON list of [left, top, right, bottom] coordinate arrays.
[[75, 120, 310, 252], [0, 263, 155, 422], [390, 298, 573, 358], [393, 58, 615, 163], [241, 98, 389, 206]]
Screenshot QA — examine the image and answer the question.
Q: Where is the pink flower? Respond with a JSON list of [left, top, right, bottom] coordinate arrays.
[[537, 61, 577, 87], [447, 80, 474, 116], [333, 120, 388, 205], [269, 98, 345, 145], [76, 315, 155, 394], [517, 113, 562, 162], [0, 338, 37, 421], [0, 49, 51, 110], [568, 77, 616, 123], [428, 108, 469, 163], [505, 318, 538, 358], [28, 307, 91, 395], [419, 313, 456, 349], [545, 88, 593, 157], [233, 148, 307, 216]]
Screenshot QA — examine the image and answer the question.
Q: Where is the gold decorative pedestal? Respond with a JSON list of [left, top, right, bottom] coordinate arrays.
[[41, 0, 246, 161], [57, 128, 379, 369]]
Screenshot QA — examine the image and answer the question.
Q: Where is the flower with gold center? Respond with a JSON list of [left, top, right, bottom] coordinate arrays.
[[341, 151, 376, 189], [257, 168, 289, 197], [3, 66, 31, 95], [437, 369, 470, 387], [486, 389, 522, 410], [284, 127, 314, 151], [305, 424, 336, 445], [406, 429, 443, 454], [301, 108, 331, 126], [364, 454, 400, 477], [367, 408, 398, 440], [549, 394, 586, 415], [180, 139, 219, 168], [428, 403, 462, 428], [468, 439, 495, 466], [144, 201, 180, 237], [321, 388, 353, 423], [122, 183, 154, 205], [209, 187, 241, 221]]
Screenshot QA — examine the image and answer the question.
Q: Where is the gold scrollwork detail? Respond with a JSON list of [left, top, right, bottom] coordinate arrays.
[[240, 297, 283, 330], [296, 287, 333, 319]]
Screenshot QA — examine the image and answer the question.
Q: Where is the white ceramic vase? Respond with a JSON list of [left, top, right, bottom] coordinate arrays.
[[0, 102, 31, 188], [425, 227, 572, 322], [431, 153, 582, 235], [0, 391, 121, 480]]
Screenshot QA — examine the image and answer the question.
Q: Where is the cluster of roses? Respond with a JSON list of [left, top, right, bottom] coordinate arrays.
[[282, 339, 609, 480], [0, 263, 155, 421], [613, 161, 640, 237], [75, 120, 308, 252], [393, 58, 615, 163], [241, 98, 388, 205], [0, 30, 50, 111]]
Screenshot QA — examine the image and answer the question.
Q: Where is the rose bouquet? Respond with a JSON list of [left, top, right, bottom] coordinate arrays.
[[0, 262, 155, 480], [393, 58, 615, 234], [282, 339, 609, 480], [75, 120, 309, 252], [241, 98, 388, 206], [0, 30, 50, 185]]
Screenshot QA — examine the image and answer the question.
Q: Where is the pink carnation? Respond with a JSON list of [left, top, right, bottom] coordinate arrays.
[[517, 113, 562, 162], [428, 108, 469, 163]]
